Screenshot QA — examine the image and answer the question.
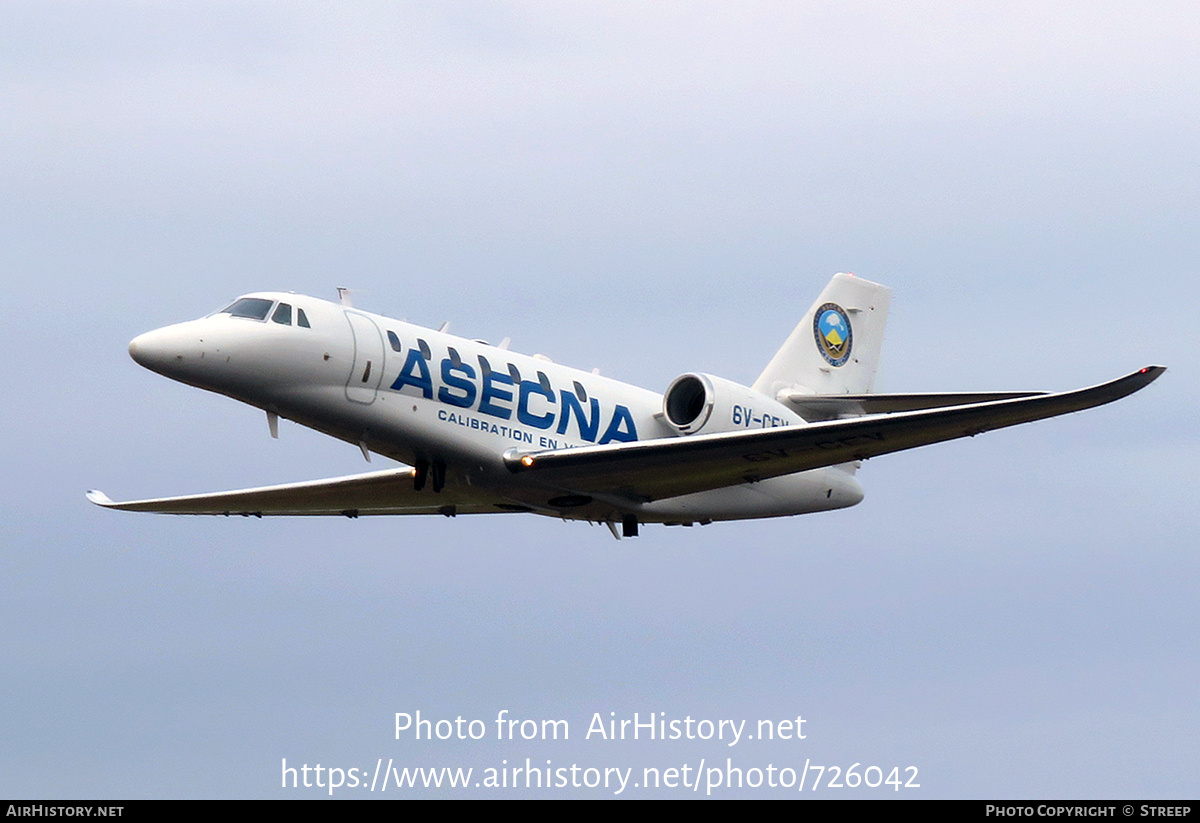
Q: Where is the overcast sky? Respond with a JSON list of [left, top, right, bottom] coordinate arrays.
[[2, 1, 1197, 798]]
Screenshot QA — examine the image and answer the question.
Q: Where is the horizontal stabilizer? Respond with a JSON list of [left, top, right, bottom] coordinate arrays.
[[783, 390, 1046, 420]]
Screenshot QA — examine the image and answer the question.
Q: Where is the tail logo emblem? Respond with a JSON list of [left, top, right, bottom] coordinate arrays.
[[814, 303, 853, 367]]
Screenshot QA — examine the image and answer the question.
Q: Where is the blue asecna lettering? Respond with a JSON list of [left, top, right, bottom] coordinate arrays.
[[390, 340, 637, 445]]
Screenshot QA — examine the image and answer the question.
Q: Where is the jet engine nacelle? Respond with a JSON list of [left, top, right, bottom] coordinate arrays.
[[662, 373, 806, 436]]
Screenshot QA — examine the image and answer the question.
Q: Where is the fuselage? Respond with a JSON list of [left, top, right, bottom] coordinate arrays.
[[127, 292, 863, 524]]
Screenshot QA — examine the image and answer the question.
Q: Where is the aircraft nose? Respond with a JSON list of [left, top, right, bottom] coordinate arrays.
[[128, 324, 196, 376], [128, 328, 170, 371], [127, 330, 153, 367]]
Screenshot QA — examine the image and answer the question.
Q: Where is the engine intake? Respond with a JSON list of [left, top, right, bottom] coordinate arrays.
[[662, 373, 804, 436]]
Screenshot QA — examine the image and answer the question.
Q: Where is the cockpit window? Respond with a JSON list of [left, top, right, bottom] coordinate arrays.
[[297, 308, 311, 328], [271, 302, 292, 325], [219, 297, 275, 321]]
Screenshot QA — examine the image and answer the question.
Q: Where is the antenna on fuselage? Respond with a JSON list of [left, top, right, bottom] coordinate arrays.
[[336, 287, 353, 307]]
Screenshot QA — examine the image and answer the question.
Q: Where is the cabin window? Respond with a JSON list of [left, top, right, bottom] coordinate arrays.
[[387, 330, 402, 352]]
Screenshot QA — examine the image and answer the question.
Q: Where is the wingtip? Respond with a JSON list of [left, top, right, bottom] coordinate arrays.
[[86, 489, 115, 507], [1107, 365, 1166, 399]]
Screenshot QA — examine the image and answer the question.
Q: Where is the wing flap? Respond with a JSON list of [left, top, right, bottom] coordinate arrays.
[[506, 366, 1165, 502], [87, 468, 498, 517]]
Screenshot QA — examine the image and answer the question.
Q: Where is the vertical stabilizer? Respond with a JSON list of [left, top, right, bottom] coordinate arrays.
[[752, 273, 891, 399]]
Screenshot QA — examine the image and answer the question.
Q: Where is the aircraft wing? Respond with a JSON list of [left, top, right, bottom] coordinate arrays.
[[504, 366, 1165, 503], [87, 468, 498, 517]]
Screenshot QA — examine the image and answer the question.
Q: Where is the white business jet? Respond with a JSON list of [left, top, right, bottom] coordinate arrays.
[[88, 274, 1163, 538]]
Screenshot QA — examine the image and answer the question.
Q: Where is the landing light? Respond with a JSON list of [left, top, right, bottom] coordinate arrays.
[[521, 456, 535, 467]]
